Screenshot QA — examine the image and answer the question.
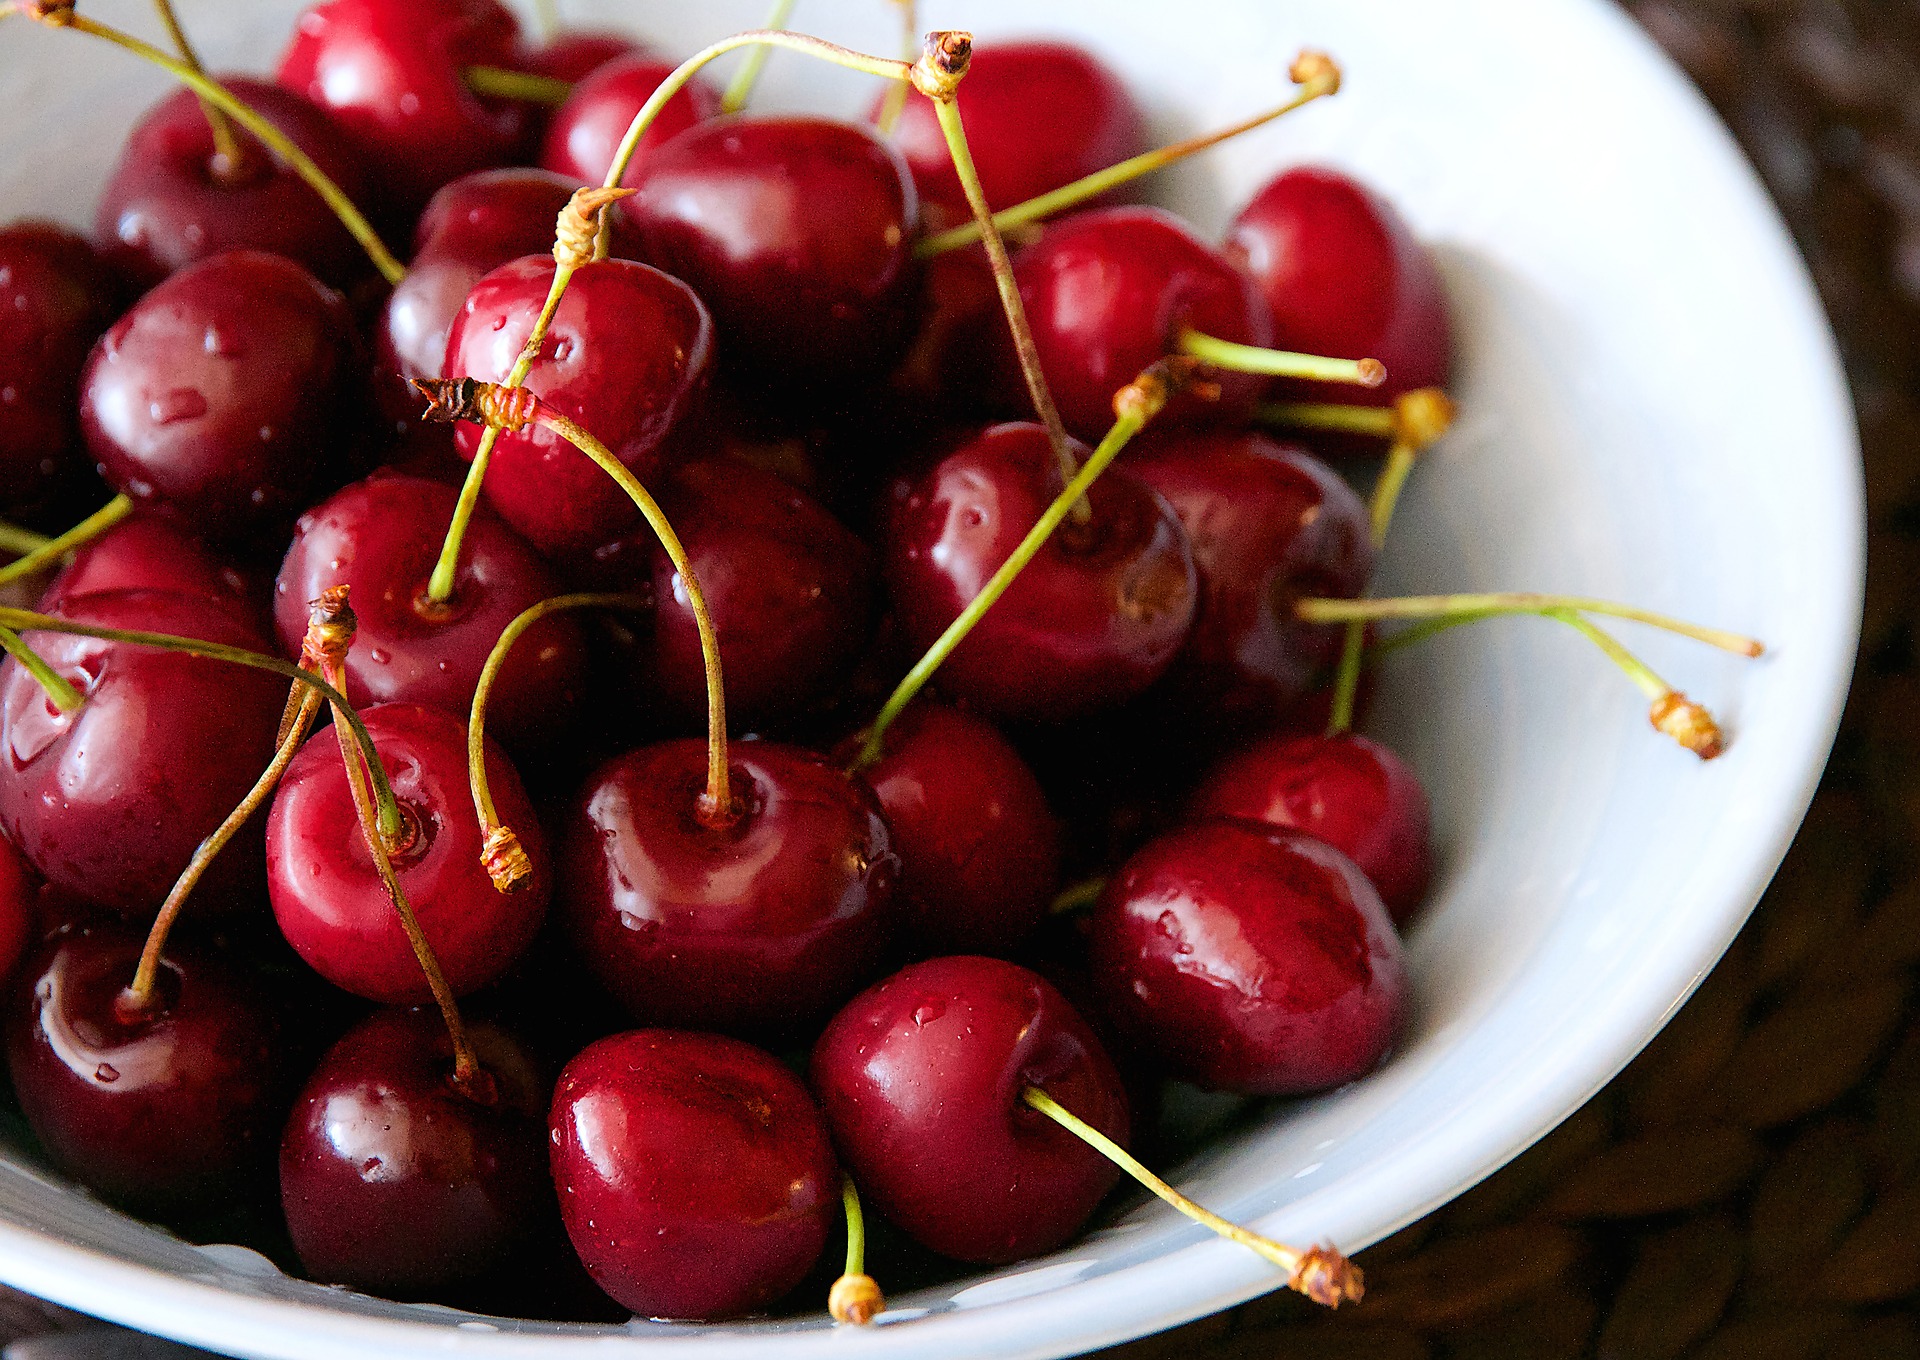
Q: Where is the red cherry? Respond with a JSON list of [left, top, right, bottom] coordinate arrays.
[[809, 955, 1128, 1264], [0, 835, 35, 986], [442, 254, 712, 559], [1089, 819, 1407, 1095], [1191, 732, 1433, 926], [280, 1007, 553, 1293], [515, 31, 642, 84], [267, 702, 548, 1004], [889, 244, 1001, 414], [276, 0, 532, 214], [549, 1029, 839, 1320], [0, 591, 284, 917], [881, 40, 1145, 226], [40, 511, 266, 631], [560, 739, 898, 1035], [882, 422, 1197, 722], [5, 924, 296, 1209], [1006, 206, 1274, 441], [539, 52, 719, 189], [80, 250, 361, 542], [626, 117, 920, 392]]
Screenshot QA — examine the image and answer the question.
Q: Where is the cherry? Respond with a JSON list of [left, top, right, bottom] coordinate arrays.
[[1190, 732, 1432, 925], [516, 31, 641, 84], [560, 739, 898, 1036], [281, 1006, 553, 1293], [882, 421, 1197, 722], [0, 835, 35, 985], [5, 923, 295, 1209], [1088, 819, 1407, 1095], [274, 471, 586, 750], [79, 249, 361, 543], [0, 223, 123, 518], [1003, 206, 1274, 441], [809, 954, 1128, 1264], [275, 0, 532, 214], [549, 1028, 840, 1320], [40, 511, 265, 631], [1124, 430, 1371, 726], [539, 52, 719, 190], [889, 244, 1001, 415], [626, 116, 921, 393], [881, 40, 1145, 227], [0, 590, 284, 918], [442, 254, 712, 559], [267, 702, 548, 1004], [846, 702, 1061, 956]]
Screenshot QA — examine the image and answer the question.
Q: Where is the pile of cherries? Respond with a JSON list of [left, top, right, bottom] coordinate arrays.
[[0, 0, 1728, 1329]]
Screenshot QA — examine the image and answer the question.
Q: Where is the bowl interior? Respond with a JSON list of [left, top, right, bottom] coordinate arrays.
[[0, 0, 1860, 1357]]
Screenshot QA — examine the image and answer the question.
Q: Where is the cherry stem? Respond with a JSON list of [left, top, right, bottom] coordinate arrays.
[[1257, 401, 1395, 438], [1020, 1087, 1364, 1308], [147, 0, 244, 179], [0, 628, 84, 712], [0, 522, 52, 559], [874, 0, 917, 134], [1178, 328, 1384, 387], [1295, 592, 1765, 657], [531, 0, 558, 40], [463, 64, 572, 104], [916, 50, 1342, 257], [720, 0, 798, 114], [828, 1175, 884, 1325], [468, 591, 646, 892], [0, 493, 133, 590], [1049, 876, 1105, 916]]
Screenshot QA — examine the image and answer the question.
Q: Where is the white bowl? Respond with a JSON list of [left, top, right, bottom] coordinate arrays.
[[0, 0, 1861, 1356]]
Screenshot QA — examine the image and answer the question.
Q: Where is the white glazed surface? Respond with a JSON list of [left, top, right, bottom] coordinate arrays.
[[0, 1, 1861, 1357]]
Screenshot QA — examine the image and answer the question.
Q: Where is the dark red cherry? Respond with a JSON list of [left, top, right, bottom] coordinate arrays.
[[560, 739, 898, 1035], [516, 31, 641, 83], [0, 835, 34, 986], [1006, 206, 1274, 441], [443, 254, 712, 559], [1226, 165, 1451, 403], [809, 954, 1127, 1263], [40, 511, 265, 631], [1191, 732, 1432, 925], [276, 0, 531, 214], [1125, 430, 1371, 726], [79, 250, 360, 542], [274, 471, 586, 749], [0, 222, 122, 517], [0, 591, 284, 917], [889, 244, 1002, 416], [550, 1029, 839, 1320], [883, 421, 1197, 722], [539, 52, 719, 189], [6, 925, 295, 1209], [267, 702, 548, 1003], [881, 40, 1145, 226], [281, 1006, 553, 1293], [627, 117, 920, 392], [847, 703, 1061, 956], [1089, 819, 1407, 1095]]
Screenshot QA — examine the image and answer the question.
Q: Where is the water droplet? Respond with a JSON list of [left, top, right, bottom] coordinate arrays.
[[150, 389, 207, 424], [911, 1001, 944, 1027], [367, 647, 391, 665], [94, 1063, 118, 1083]]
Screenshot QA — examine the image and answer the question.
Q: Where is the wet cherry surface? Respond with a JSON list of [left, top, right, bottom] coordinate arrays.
[[539, 52, 718, 190], [41, 512, 265, 631]]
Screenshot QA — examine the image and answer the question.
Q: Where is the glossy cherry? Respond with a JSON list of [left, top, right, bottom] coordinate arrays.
[[516, 31, 641, 84], [539, 52, 719, 190], [550, 1028, 839, 1320], [560, 739, 898, 1036], [626, 116, 920, 393], [883, 421, 1197, 722], [809, 955, 1128, 1264], [267, 702, 548, 1003], [0, 835, 34, 985], [442, 254, 712, 559], [1191, 732, 1433, 925], [276, 0, 532, 213], [0, 590, 284, 917], [281, 1006, 553, 1293], [1005, 206, 1274, 440], [1089, 819, 1407, 1095], [41, 512, 265, 631], [889, 244, 1002, 414], [274, 471, 586, 749], [79, 249, 360, 542], [5, 924, 295, 1209]]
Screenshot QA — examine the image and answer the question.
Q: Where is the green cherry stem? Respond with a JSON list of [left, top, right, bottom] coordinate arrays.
[[148, 0, 244, 176], [463, 64, 573, 104], [0, 493, 133, 590], [531, 0, 559, 40], [828, 1175, 884, 1325], [1295, 592, 1765, 658], [1257, 401, 1395, 438], [0, 628, 84, 712], [0, 522, 52, 559], [1178, 327, 1383, 387], [720, 0, 799, 114], [1048, 876, 1105, 916], [874, 0, 917, 134]]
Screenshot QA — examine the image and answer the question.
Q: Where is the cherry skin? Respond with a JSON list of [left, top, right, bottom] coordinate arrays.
[[881, 40, 1146, 226], [281, 1006, 553, 1293], [276, 0, 532, 214], [5, 924, 296, 1210], [0, 590, 285, 918], [516, 31, 641, 84], [41, 511, 266, 632], [274, 471, 586, 750], [443, 254, 712, 560], [626, 117, 921, 393], [1089, 819, 1407, 1095], [1005, 206, 1275, 441], [79, 249, 360, 543], [1124, 430, 1371, 727], [539, 52, 719, 190], [809, 954, 1128, 1264], [0, 835, 34, 985], [267, 702, 548, 1004], [1190, 732, 1433, 926], [550, 1028, 840, 1320], [883, 421, 1198, 723], [560, 739, 898, 1036]]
